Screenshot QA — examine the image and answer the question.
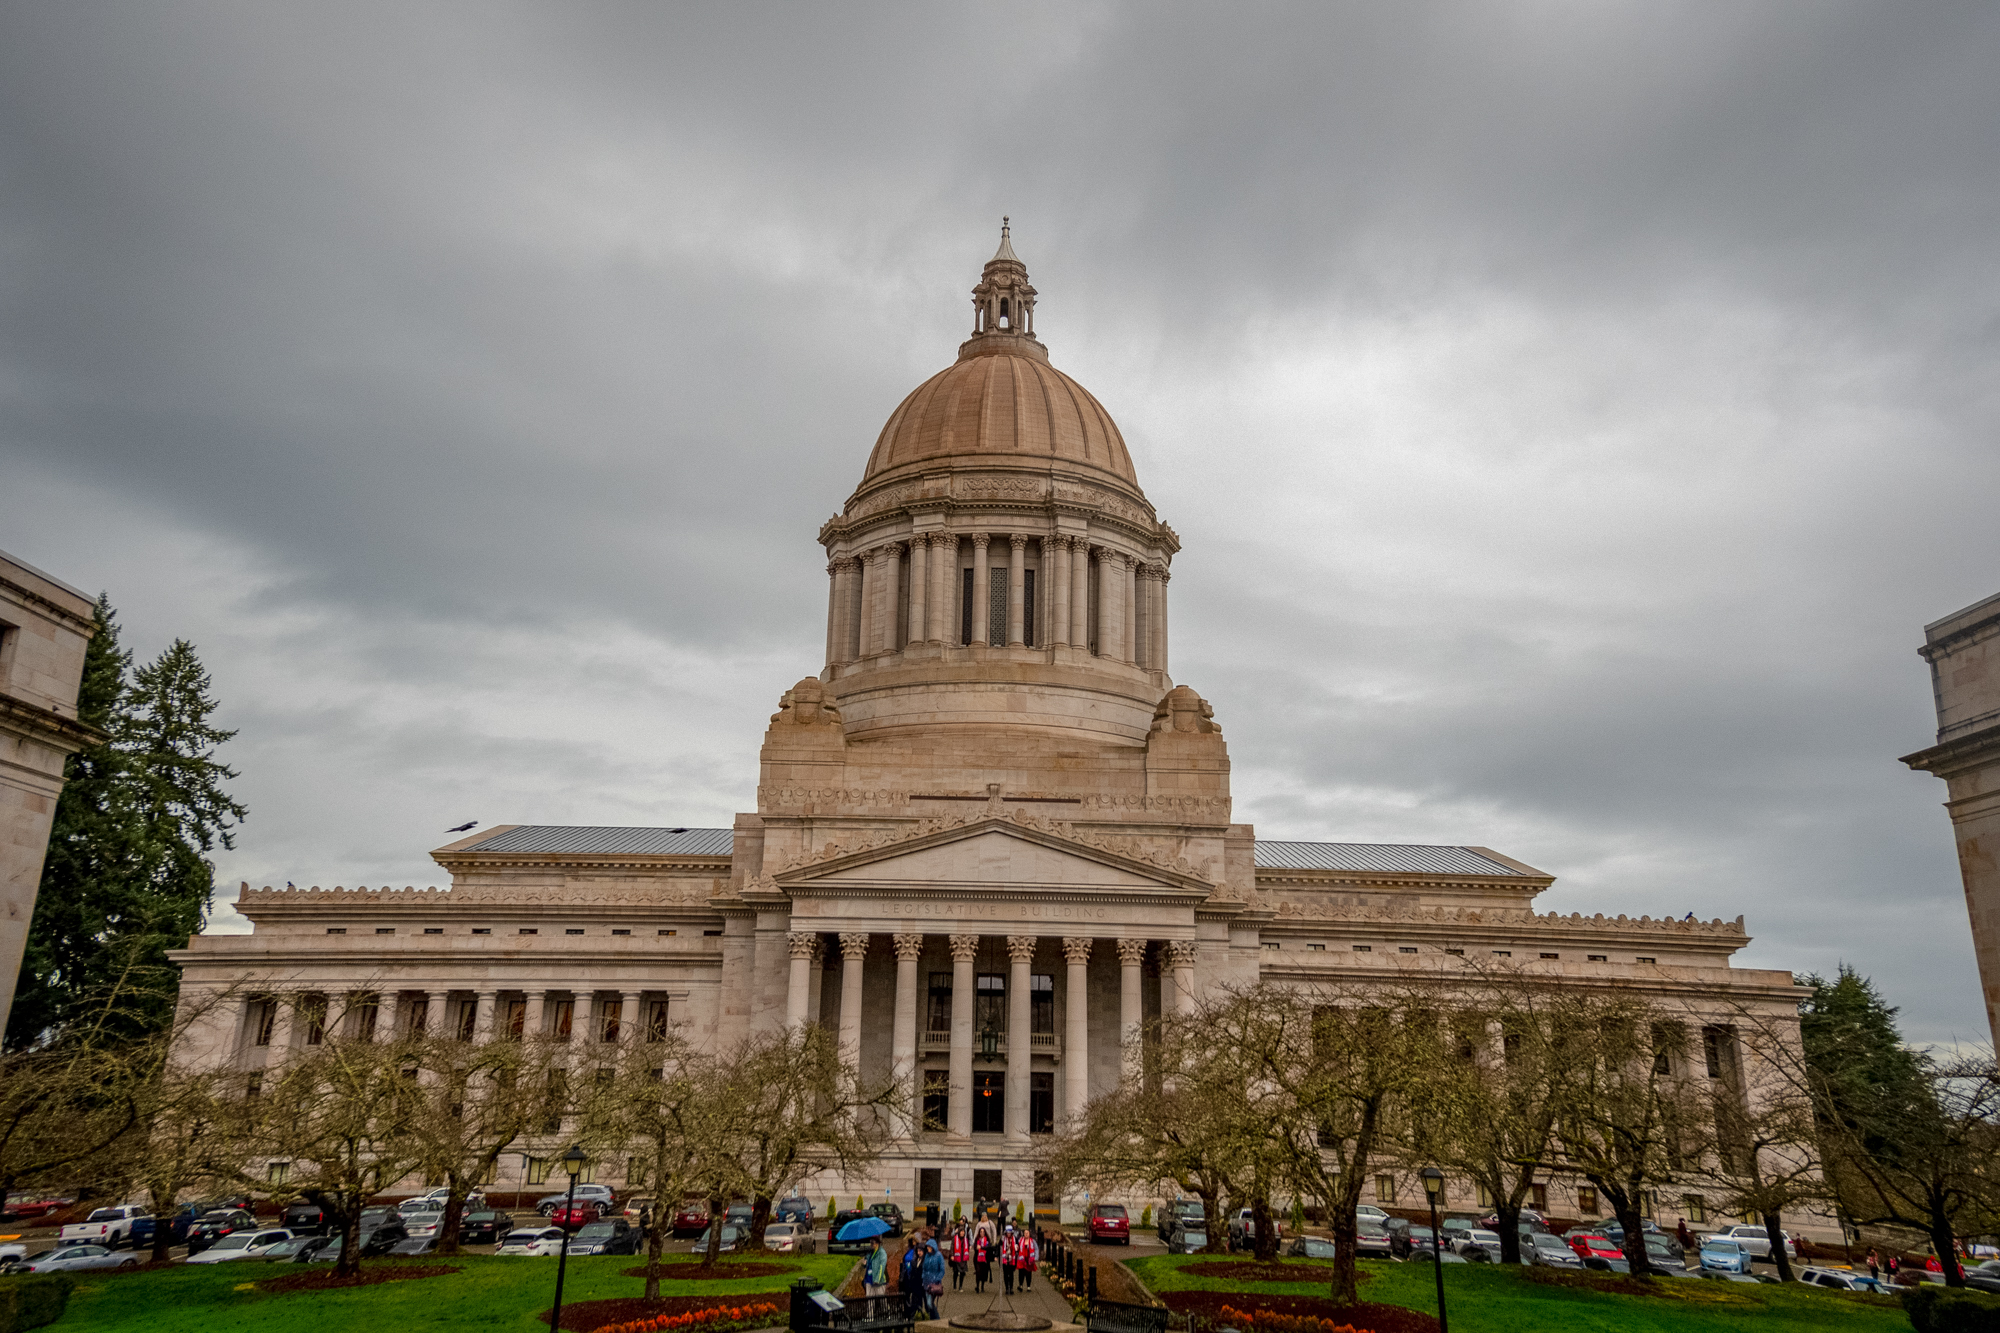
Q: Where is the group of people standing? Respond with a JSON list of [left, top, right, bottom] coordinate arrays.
[[864, 1216, 1041, 1319]]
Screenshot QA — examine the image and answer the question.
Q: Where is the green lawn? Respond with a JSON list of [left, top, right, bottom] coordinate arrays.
[[52, 1252, 854, 1333], [1124, 1254, 1910, 1333]]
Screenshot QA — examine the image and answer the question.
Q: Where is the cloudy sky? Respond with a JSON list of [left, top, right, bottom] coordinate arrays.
[[4, 3, 1996, 1044]]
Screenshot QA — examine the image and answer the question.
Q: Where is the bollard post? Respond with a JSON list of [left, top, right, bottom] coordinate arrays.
[[1089, 1266, 1098, 1302]]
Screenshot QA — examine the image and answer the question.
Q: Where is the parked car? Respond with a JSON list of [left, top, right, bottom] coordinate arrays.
[[1566, 1233, 1624, 1264], [537, 1184, 616, 1216], [1159, 1199, 1205, 1242], [389, 1237, 442, 1257], [401, 1203, 447, 1237], [1285, 1236, 1337, 1260], [694, 1223, 746, 1254], [498, 1227, 569, 1257], [827, 1210, 874, 1254], [1163, 1222, 1208, 1255], [185, 1209, 259, 1254], [866, 1203, 904, 1236], [460, 1209, 508, 1245], [1715, 1225, 1797, 1261], [1699, 1237, 1753, 1275], [187, 1229, 294, 1264], [1227, 1208, 1282, 1247], [133, 1201, 222, 1250], [357, 1220, 410, 1256], [1523, 1233, 1582, 1269], [281, 1202, 333, 1235], [570, 1219, 640, 1256], [762, 1222, 814, 1253], [258, 1236, 326, 1262], [774, 1197, 815, 1225], [1478, 1208, 1545, 1230], [1451, 1228, 1502, 1257], [1355, 1205, 1391, 1226], [1965, 1260, 2000, 1294], [60, 1204, 151, 1250], [1088, 1204, 1131, 1245], [412, 1187, 485, 1212], [1388, 1223, 1438, 1260], [2, 1198, 70, 1223], [299, 1235, 344, 1264], [12, 1244, 139, 1273], [1353, 1221, 1395, 1261], [549, 1202, 602, 1231], [672, 1202, 714, 1237], [1797, 1266, 1889, 1293]]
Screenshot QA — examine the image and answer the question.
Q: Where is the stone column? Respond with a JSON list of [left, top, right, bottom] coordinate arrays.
[[1062, 938, 1091, 1124], [948, 934, 979, 1137], [906, 535, 927, 654], [834, 557, 860, 665], [1005, 936, 1035, 1141], [618, 989, 643, 1043], [807, 935, 827, 1024], [970, 536, 991, 646], [1133, 566, 1154, 670], [1048, 537, 1071, 648], [892, 934, 923, 1138], [838, 933, 870, 1071], [471, 990, 497, 1043], [1121, 556, 1138, 664], [427, 989, 450, 1038], [1117, 938, 1147, 1081], [1094, 548, 1121, 661], [1166, 940, 1197, 1017], [1007, 535, 1027, 647], [825, 561, 841, 668], [785, 932, 817, 1029], [928, 533, 954, 643], [1071, 539, 1090, 649], [266, 994, 294, 1056], [856, 548, 878, 657], [1154, 567, 1171, 673], [525, 990, 547, 1040]]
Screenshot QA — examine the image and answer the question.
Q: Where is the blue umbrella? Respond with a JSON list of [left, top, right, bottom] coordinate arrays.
[[837, 1216, 894, 1242]]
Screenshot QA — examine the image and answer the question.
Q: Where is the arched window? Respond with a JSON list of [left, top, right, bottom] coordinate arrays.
[[999, 297, 1010, 329]]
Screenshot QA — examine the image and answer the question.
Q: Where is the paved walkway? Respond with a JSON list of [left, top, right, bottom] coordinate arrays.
[[934, 1268, 1077, 1327]]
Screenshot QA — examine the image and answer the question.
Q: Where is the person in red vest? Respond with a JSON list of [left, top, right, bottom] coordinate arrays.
[[973, 1228, 994, 1294], [1016, 1229, 1038, 1290], [949, 1224, 970, 1292], [1001, 1228, 1019, 1296]]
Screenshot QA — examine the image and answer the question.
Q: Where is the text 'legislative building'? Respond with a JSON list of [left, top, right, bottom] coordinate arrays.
[[173, 228, 1804, 1222]]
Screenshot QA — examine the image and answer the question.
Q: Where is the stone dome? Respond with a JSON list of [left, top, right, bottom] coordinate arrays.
[[859, 349, 1140, 495]]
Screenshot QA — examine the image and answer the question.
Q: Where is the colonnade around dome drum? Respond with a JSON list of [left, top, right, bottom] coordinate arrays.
[[823, 530, 1169, 674]]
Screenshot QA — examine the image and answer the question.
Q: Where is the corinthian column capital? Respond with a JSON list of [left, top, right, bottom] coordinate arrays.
[[1006, 935, 1038, 964], [1165, 939, 1197, 967], [971, 533, 991, 551], [948, 934, 981, 963], [1062, 937, 1093, 965], [788, 932, 819, 960], [892, 933, 925, 962], [840, 932, 872, 962], [1009, 533, 1028, 553], [1116, 937, 1150, 966]]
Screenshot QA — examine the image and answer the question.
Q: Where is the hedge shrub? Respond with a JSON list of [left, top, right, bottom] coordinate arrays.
[[1903, 1284, 2000, 1333], [0, 1273, 75, 1333]]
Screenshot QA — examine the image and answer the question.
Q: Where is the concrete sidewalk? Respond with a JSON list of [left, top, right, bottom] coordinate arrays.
[[935, 1269, 1076, 1327]]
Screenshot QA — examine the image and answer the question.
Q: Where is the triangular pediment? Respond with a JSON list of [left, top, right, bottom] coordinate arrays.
[[771, 813, 1213, 897]]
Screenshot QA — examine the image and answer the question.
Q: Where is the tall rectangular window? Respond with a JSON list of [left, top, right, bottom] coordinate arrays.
[[921, 1070, 950, 1132], [601, 1000, 622, 1044], [647, 1000, 671, 1042], [302, 995, 328, 1046], [1682, 1194, 1706, 1223], [972, 1070, 1005, 1133], [1375, 1174, 1395, 1203], [1022, 570, 1036, 647], [975, 973, 1006, 1036], [1087, 556, 1099, 654], [355, 996, 379, 1042], [507, 1000, 527, 1039], [456, 1000, 476, 1041], [926, 972, 953, 1038], [1030, 1072, 1054, 1134], [1030, 974, 1054, 1036], [268, 1161, 290, 1185], [251, 1001, 276, 1047], [919, 1168, 942, 1203], [526, 1157, 552, 1186], [988, 578, 1007, 647], [1529, 1183, 1548, 1211], [961, 568, 974, 645], [1577, 1186, 1599, 1216], [553, 999, 575, 1041]]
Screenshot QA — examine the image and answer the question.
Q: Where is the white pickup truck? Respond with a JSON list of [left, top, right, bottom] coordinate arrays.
[[60, 1205, 151, 1249]]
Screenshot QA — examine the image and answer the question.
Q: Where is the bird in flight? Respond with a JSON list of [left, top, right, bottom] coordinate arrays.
[[446, 821, 479, 833]]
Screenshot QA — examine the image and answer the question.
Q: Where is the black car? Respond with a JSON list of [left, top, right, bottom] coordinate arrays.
[[281, 1202, 333, 1235], [133, 1201, 223, 1250], [569, 1219, 640, 1256], [185, 1209, 258, 1254], [459, 1209, 507, 1245], [1388, 1223, 1438, 1260], [827, 1210, 874, 1255], [1285, 1237, 1337, 1259], [866, 1203, 904, 1237], [357, 1221, 409, 1256]]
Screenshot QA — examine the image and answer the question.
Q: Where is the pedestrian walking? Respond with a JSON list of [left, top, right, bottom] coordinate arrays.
[[866, 1236, 890, 1297], [639, 1204, 653, 1246], [949, 1225, 970, 1291], [1001, 1228, 1018, 1296], [1017, 1229, 1037, 1291], [1675, 1219, 1693, 1251], [973, 1229, 993, 1293], [922, 1239, 946, 1319], [901, 1238, 925, 1315], [1866, 1248, 1880, 1281]]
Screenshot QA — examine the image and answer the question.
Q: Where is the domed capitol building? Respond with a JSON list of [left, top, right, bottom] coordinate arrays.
[[174, 228, 1807, 1224]]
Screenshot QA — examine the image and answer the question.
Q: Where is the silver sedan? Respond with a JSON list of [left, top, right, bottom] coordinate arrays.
[[13, 1244, 140, 1273]]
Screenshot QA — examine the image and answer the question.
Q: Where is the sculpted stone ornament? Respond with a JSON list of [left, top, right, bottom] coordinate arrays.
[[770, 677, 843, 727], [1150, 685, 1221, 735]]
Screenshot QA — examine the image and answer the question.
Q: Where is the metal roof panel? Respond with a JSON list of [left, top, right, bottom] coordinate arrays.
[[1253, 841, 1524, 876], [456, 826, 734, 857]]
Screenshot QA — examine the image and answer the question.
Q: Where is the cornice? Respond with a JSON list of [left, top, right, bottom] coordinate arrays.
[[0, 693, 106, 754], [1902, 724, 2000, 779], [0, 571, 96, 631]]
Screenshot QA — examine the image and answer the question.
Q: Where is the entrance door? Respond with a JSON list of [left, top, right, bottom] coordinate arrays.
[[972, 1071, 1005, 1133]]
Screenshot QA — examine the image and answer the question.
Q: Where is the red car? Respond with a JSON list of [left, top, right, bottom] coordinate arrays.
[[1088, 1204, 1130, 1244], [1567, 1232, 1623, 1263], [671, 1203, 712, 1238], [548, 1202, 602, 1231]]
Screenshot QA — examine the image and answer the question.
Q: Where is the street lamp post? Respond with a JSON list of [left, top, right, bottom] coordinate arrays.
[[1419, 1168, 1448, 1333], [548, 1146, 589, 1333]]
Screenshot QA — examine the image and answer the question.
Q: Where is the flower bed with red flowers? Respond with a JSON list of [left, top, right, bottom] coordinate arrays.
[[618, 1263, 797, 1281], [539, 1296, 783, 1333], [1158, 1291, 1438, 1333]]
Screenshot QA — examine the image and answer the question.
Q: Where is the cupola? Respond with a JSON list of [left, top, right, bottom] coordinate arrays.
[[961, 218, 1042, 360]]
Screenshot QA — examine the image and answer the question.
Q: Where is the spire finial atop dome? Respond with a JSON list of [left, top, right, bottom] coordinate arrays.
[[965, 220, 1039, 356]]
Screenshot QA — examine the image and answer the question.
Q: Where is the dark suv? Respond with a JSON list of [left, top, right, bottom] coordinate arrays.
[[867, 1203, 904, 1236]]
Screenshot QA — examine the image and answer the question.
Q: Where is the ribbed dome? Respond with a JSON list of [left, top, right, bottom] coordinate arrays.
[[859, 348, 1141, 494]]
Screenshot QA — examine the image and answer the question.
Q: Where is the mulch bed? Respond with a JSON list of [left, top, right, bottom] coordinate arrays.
[[1160, 1291, 1436, 1333], [1061, 1239, 1153, 1306], [261, 1264, 459, 1294], [1181, 1263, 1340, 1283], [540, 1295, 784, 1332], [618, 1262, 797, 1280]]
